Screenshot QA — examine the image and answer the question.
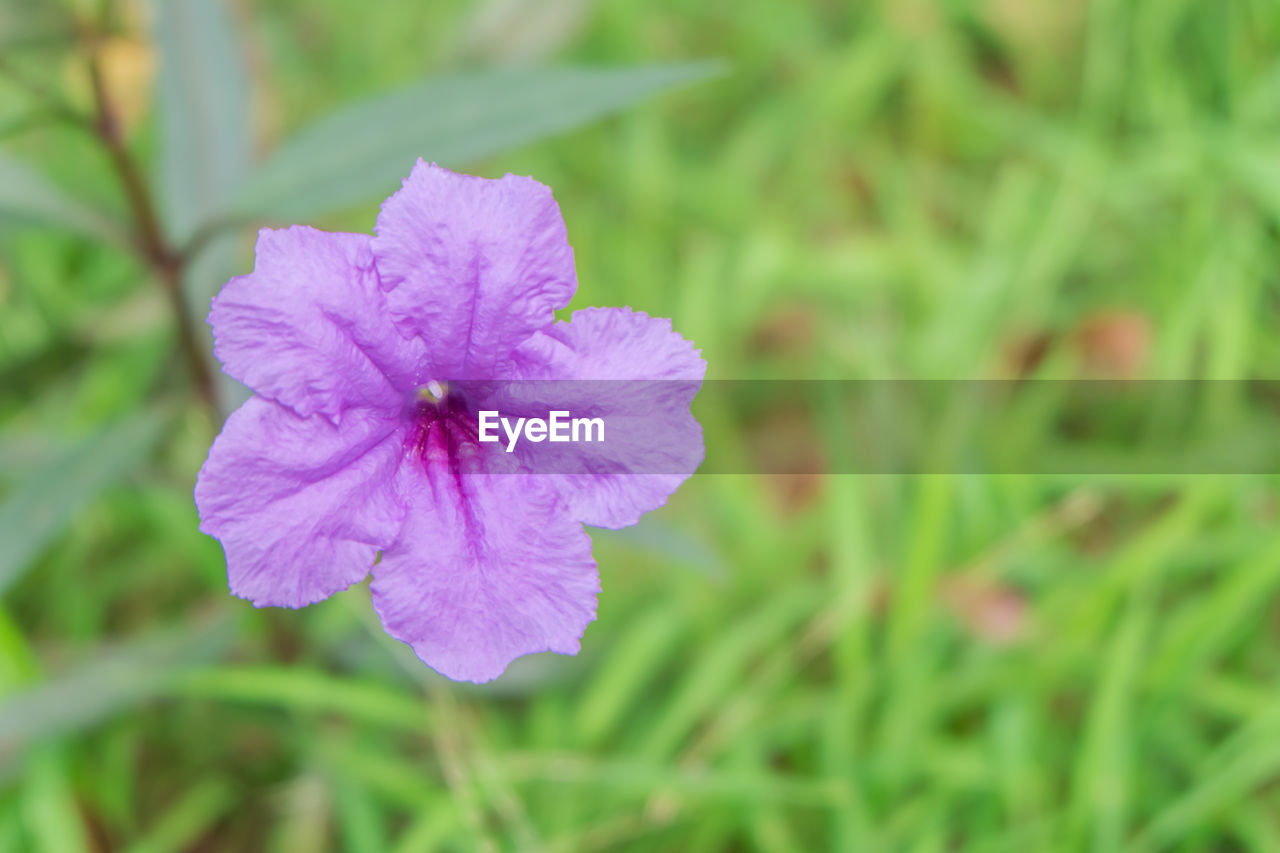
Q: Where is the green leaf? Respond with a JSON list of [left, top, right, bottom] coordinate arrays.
[[599, 517, 725, 577], [0, 615, 234, 758], [0, 151, 127, 246], [175, 666, 428, 730], [20, 747, 89, 852], [0, 432, 62, 479], [0, 409, 168, 595], [153, 0, 252, 243], [152, 0, 253, 415], [230, 62, 723, 222], [120, 777, 236, 853], [0, 1, 73, 52]]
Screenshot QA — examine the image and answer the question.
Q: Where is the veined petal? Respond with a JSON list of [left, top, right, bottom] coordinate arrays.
[[195, 396, 405, 607], [372, 162, 576, 378], [371, 465, 598, 683], [210, 226, 425, 420], [517, 307, 706, 528]]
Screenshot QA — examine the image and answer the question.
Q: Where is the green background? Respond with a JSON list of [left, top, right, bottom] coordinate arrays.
[[3, 0, 1280, 849]]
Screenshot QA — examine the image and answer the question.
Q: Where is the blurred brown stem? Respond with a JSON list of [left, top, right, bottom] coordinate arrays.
[[179, 215, 256, 267], [85, 51, 218, 414]]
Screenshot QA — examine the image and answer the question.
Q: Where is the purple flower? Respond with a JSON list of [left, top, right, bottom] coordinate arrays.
[[194, 161, 704, 682]]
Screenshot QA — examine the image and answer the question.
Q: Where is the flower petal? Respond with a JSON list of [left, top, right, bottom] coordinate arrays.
[[517, 307, 706, 527], [540, 472, 697, 530], [195, 396, 405, 607], [523, 306, 708, 381], [371, 465, 598, 683], [372, 162, 576, 378], [210, 226, 425, 421]]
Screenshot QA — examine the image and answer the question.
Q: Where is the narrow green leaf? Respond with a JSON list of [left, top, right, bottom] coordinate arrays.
[[390, 809, 461, 853], [0, 409, 168, 594], [599, 517, 725, 577], [333, 777, 387, 853], [20, 747, 89, 852], [1132, 710, 1280, 851], [0, 616, 234, 758], [501, 753, 850, 806], [575, 604, 685, 745], [231, 62, 723, 221], [153, 0, 252, 242], [0, 151, 126, 246], [0, 432, 62, 479], [121, 778, 236, 853], [176, 666, 428, 730], [152, 0, 254, 416]]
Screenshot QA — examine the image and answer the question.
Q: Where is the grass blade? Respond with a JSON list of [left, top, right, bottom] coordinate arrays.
[[0, 615, 234, 759]]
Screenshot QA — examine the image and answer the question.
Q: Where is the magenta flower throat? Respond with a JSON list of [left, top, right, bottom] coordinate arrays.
[[194, 162, 705, 683]]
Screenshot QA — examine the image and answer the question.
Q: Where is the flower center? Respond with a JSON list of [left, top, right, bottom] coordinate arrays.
[[416, 379, 448, 403], [405, 381, 483, 473]]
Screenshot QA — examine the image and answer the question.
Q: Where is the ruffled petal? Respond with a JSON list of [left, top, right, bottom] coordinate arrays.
[[515, 307, 706, 528], [522, 306, 708, 381], [195, 396, 406, 607], [372, 162, 576, 378], [539, 472, 696, 530], [370, 464, 598, 683], [210, 226, 425, 421]]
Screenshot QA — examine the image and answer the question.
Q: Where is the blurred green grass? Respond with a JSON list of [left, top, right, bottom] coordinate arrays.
[[4, 0, 1280, 850]]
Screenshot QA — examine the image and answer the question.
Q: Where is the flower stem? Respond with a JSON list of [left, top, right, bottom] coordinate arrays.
[[85, 49, 218, 414]]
